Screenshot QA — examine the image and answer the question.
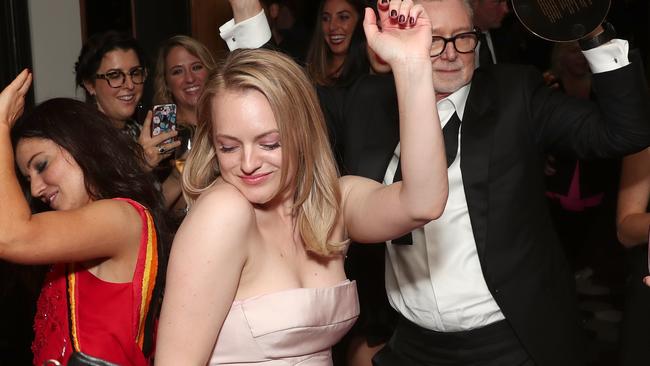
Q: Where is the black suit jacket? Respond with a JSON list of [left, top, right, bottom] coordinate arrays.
[[324, 59, 650, 366]]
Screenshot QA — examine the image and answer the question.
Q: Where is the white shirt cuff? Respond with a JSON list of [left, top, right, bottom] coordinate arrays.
[[582, 39, 630, 74], [219, 9, 272, 51]]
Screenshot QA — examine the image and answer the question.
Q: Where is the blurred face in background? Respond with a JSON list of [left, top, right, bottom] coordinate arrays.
[[556, 42, 589, 77], [83, 49, 145, 127], [321, 0, 359, 57], [165, 46, 209, 117], [472, 0, 509, 30]]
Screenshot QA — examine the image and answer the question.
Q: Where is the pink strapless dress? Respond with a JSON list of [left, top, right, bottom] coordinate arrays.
[[209, 280, 359, 365]]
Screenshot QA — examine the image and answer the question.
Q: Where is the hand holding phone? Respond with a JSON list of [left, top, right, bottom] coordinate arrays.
[[151, 103, 177, 144]]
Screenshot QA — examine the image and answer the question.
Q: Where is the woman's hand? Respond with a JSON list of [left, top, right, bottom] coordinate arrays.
[[363, 0, 432, 66], [138, 110, 181, 170], [0, 69, 32, 130]]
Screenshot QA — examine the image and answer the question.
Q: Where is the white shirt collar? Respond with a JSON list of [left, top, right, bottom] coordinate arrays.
[[436, 83, 471, 124]]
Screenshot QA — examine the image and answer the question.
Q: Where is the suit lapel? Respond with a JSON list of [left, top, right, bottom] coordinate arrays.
[[460, 69, 498, 258], [355, 83, 401, 182]]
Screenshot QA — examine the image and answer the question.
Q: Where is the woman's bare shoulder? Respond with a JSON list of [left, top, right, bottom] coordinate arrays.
[[184, 182, 256, 233]]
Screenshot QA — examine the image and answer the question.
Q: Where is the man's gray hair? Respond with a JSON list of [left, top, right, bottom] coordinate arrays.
[[414, 0, 474, 20]]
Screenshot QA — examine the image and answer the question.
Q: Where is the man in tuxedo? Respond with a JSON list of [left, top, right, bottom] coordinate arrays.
[[328, 0, 650, 365], [218, 0, 649, 364]]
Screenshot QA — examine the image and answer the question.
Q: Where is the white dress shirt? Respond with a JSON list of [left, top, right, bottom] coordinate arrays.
[[219, 9, 271, 50], [383, 84, 506, 331]]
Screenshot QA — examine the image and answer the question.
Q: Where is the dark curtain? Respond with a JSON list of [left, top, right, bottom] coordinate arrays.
[[0, 0, 34, 108]]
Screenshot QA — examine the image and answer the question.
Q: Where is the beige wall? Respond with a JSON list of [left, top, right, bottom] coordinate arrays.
[[27, 0, 84, 103]]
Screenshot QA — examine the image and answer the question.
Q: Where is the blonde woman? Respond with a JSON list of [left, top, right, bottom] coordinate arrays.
[[152, 35, 217, 214], [155, 1, 447, 364]]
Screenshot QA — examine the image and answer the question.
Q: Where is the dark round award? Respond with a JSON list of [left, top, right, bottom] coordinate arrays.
[[511, 0, 611, 41]]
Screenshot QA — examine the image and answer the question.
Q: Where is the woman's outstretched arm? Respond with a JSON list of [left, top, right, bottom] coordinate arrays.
[[0, 71, 142, 268]]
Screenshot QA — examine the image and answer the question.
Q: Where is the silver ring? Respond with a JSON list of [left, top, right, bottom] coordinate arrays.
[[158, 147, 165, 154]]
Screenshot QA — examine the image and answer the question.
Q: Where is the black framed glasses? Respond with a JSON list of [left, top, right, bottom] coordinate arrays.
[[430, 30, 480, 57], [96, 66, 147, 88]]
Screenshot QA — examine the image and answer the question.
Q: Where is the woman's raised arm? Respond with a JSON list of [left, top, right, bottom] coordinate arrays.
[[342, 1, 448, 243], [0, 71, 142, 266]]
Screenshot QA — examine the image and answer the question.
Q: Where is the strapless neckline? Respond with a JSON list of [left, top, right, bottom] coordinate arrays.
[[233, 279, 353, 305], [210, 280, 359, 365]]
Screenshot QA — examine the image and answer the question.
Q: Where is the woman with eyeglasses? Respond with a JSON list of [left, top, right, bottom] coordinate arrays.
[[75, 31, 180, 170]]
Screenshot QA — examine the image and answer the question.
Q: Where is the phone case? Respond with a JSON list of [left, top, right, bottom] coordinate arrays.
[[152, 104, 177, 144]]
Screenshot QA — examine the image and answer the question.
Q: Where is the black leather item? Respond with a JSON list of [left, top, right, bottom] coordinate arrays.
[[67, 352, 119, 366]]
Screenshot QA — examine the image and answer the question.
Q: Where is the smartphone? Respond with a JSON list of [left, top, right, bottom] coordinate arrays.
[[151, 103, 177, 144]]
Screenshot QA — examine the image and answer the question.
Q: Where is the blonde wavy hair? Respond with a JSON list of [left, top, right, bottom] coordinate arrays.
[[153, 35, 217, 114], [182, 48, 345, 256]]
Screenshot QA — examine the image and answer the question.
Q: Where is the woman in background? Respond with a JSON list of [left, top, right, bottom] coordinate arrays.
[[152, 35, 217, 215], [75, 30, 180, 170], [153, 35, 216, 129], [306, 0, 370, 86]]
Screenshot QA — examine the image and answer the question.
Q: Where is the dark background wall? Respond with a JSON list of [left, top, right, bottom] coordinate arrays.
[[0, 0, 34, 108]]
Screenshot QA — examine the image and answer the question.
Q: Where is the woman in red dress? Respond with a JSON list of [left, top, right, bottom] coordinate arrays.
[[0, 71, 170, 366]]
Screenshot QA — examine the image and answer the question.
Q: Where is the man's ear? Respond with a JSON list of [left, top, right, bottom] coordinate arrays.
[[269, 3, 280, 20]]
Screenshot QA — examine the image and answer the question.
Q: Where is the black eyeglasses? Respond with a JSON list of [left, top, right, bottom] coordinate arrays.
[[430, 30, 480, 57], [96, 66, 147, 88]]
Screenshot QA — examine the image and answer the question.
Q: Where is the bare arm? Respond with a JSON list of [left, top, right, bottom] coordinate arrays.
[[229, 0, 263, 23], [617, 148, 650, 247], [161, 166, 184, 209], [155, 185, 251, 365], [0, 71, 142, 265], [342, 2, 448, 243]]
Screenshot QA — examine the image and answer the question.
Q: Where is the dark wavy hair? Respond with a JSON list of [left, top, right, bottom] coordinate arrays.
[[306, 0, 370, 87], [11, 98, 169, 356], [75, 31, 148, 101]]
